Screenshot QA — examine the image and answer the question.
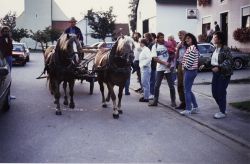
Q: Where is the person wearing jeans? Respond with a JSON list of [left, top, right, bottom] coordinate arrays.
[[148, 32, 176, 107], [175, 30, 187, 109], [200, 31, 233, 119], [180, 33, 199, 115], [138, 38, 151, 102], [183, 69, 198, 113]]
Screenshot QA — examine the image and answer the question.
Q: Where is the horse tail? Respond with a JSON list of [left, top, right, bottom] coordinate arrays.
[[47, 75, 56, 95]]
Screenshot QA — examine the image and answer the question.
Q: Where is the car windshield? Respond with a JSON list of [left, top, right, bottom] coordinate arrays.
[[13, 44, 24, 52]]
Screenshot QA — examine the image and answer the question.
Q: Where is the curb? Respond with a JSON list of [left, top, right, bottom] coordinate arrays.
[[131, 88, 250, 150], [158, 101, 250, 150]]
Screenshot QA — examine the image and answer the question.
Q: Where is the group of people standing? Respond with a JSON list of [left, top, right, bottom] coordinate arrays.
[[128, 29, 233, 119]]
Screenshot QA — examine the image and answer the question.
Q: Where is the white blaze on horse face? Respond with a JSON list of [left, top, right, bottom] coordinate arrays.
[[73, 42, 77, 53]]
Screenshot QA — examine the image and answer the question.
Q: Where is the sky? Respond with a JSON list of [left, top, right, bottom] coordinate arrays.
[[0, 0, 131, 23]]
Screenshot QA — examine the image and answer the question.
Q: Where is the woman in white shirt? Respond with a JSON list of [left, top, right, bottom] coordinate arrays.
[[138, 38, 151, 102]]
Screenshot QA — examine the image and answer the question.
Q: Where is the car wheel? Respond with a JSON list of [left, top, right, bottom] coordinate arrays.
[[233, 58, 243, 70], [3, 89, 10, 111]]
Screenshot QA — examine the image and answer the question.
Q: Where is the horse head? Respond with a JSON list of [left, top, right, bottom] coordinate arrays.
[[56, 33, 81, 65], [111, 36, 135, 67]]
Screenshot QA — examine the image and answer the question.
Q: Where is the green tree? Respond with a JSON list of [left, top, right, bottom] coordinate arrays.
[[0, 11, 16, 30], [86, 7, 116, 41], [128, 0, 139, 33], [30, 26, 62, 52], [0, 11, 29, 42], [30, 29, 50, 52], [12, 28, 29, 42], [44, 26, 62, 44]]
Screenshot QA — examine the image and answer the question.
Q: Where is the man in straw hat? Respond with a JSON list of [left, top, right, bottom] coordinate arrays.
[[65, 17, 84, 45]]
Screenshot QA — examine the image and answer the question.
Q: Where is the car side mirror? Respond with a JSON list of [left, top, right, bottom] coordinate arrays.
[[0, 66, 9, 76]]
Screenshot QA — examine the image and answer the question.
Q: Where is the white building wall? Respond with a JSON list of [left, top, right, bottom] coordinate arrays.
[[137, 1, 196, 42], [52, 0, 69, 21], [197, 0, 250, 52], [16, 0, 52, 49], [136, 0, 157, 34], [156, 3, 197, 42], [77, 19, 112, 45]]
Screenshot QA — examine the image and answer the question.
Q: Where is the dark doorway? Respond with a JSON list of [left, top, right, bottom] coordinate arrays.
[[221, 12, 228, 45], [202, 23, 211, 35], [143, 19, 149, 34]]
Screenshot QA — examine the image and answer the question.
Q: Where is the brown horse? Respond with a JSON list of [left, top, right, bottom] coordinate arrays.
[[44, 33, 82, 115], [94, 36, 134, 119]]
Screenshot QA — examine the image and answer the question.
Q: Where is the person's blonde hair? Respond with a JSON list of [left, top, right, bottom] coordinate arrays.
[[168, 34, 175, 40]]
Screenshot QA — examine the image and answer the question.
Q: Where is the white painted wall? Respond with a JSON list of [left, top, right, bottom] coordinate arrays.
[[197, 0, 250, 52], [76, 19, 112, 45], [136, 0, 157, 34], [52, 0, 69, 21], [16, 0, 52, 49], [137, 0, 197, 42], [156, 3, 197, 42]]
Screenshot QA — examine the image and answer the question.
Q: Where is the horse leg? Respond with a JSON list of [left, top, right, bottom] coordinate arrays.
[[106, 90, 111, 102], [69, 80, 75, 109], [55, 82, 62, 115], [107, 83, 119, 119], [117, 86, 124, 114], [98, 80, 107, 108], [63, 81, 69, 106]]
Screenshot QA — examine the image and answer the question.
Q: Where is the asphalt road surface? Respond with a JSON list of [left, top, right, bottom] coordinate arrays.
[[0, 52, 249, 163]]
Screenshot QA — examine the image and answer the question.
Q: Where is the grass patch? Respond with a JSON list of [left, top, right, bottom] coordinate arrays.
[[230, 100, 250, 112]]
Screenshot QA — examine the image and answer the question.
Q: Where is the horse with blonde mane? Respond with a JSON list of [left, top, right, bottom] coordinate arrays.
[[94, 36, 134, 119], [44, 33, 82, 115]]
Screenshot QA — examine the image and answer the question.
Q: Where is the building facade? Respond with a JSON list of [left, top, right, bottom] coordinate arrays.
[[136, 0, 197, 42], [197, 0, 250, 52], [16, 0, 69, 49]]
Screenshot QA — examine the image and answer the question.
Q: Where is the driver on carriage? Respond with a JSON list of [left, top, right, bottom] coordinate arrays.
[[65, 17, 84, 46]]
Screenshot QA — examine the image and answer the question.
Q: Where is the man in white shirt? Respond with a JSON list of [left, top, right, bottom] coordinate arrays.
[[125, 32, 142, 95], [148, 32, 176, 107]]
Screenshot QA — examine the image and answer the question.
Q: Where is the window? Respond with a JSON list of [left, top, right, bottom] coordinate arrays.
[[242, 6, 250, 28]]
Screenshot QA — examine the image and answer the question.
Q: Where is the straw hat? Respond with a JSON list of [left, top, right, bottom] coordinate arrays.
[[69, 17, 77, 22]]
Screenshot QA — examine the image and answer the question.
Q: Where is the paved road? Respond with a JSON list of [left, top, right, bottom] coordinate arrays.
[[0, 52, 249, 163]]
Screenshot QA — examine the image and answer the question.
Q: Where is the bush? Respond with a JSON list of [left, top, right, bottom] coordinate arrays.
[[233, 27, 250, 43]]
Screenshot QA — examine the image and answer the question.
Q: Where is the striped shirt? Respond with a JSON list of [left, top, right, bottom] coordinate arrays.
[[182, 45, 199, 70]]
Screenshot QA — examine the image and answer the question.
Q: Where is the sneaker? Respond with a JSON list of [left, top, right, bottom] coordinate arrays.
[[214, 112, 226, 119], [139, 97, 149, 102], [149, 95, 154, 100], [180, 110, 191, 116], [191, 107, 199, 114]]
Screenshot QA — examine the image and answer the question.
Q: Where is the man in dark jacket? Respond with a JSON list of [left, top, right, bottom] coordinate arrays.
[[0, 26, 13, 70], [64, 17, 84, 45], [214, 21, 221, 32], [0, 26, 16, 99]]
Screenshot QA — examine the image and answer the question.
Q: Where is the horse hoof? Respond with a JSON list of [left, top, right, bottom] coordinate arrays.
[[113, 114, 119, 119], [102, 104, 107, 108], [69, 103, 75, 109], [118, 110, 123, 114], [63, 101, 69, 106], [56, 111, 62, 115]]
